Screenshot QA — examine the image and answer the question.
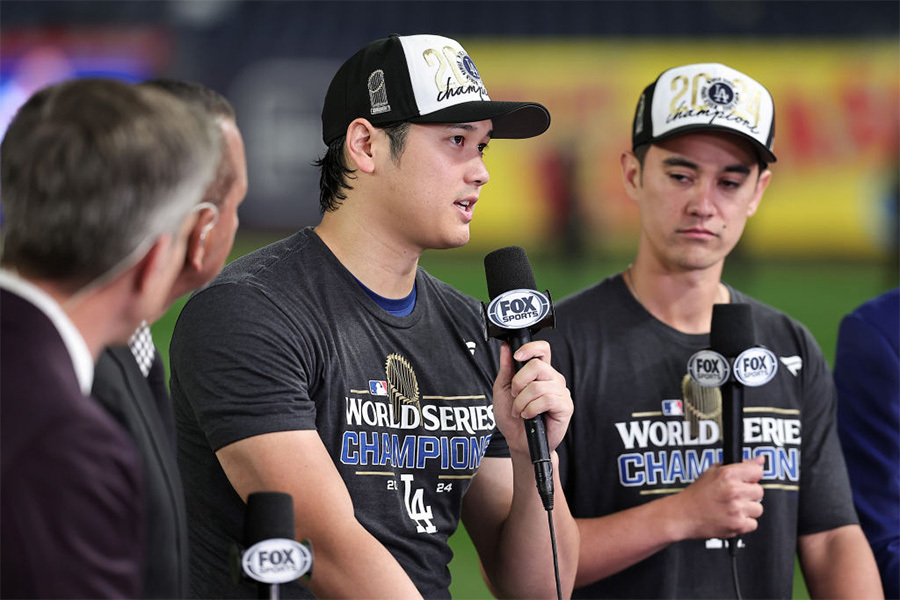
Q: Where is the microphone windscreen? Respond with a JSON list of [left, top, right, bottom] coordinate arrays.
[[244, 491, 295, 545], [710, 303, 755, 358], [484, 246, 536, 300]]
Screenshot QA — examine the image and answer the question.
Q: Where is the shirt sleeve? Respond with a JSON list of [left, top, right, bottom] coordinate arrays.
[[170, 281, 318, 451]]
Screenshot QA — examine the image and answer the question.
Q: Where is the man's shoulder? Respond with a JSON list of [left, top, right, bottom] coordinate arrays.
[[552, 274, 629, 333], [729, 288, 828, 371], [1, 302, 84, 425], [1, 289, 62, 346], [730, 288, 813, 335], [418, 267, 482, 311], [3, 364, 139, 478], [845, 287, 899, 341], [556, 274, 622, 310], [215, 228, 317, 286], [180, 229, 325, 316]]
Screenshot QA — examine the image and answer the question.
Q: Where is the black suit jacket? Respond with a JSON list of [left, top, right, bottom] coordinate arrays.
[[0, 289, 143, 598], [94, 345, 189, 599]]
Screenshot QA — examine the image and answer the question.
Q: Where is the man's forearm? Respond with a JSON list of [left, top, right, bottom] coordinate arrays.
[[303, 527, 422, 599], [799, 525, 884, 599], [574, 492, 685, 587], [490, 451, 579, 598]]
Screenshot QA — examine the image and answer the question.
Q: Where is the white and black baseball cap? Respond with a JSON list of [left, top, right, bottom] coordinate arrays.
[[632, 62, 776, 163], [321, 33, 551, 144]]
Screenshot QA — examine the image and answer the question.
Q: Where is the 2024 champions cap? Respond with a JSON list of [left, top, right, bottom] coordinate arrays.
[[322, 34, 551, 144], [632, 62, 777, 163]]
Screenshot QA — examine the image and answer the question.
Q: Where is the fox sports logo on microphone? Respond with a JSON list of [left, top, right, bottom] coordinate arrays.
[[686, 349, 730, 388], [486, 289, 551, 330], [242, 538, 313, 584], [733, 347, 778, 386]]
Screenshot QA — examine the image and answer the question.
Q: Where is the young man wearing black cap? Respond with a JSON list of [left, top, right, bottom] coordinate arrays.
[[170, 34, 577, 599], [542, 63, 882, 598]]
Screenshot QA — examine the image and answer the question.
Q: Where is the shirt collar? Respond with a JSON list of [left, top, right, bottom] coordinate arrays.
[[0, 269, 94, 395]]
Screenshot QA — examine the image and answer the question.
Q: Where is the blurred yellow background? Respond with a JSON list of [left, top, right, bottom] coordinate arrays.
[[463, 39, 899, 259]]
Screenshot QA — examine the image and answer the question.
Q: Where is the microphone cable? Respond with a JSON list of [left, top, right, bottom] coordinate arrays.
[[517, 351, 562, 600], [548, 510, 562, 600], [729, 542, 743, 600]]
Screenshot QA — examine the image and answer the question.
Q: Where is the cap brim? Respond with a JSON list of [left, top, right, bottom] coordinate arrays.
[[647, 125, 777, 164], [410, 101, 550, 139]]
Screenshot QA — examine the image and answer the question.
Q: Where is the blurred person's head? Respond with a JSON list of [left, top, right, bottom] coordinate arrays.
[[0, 78, 219, 348], [315, 33, 550, 215], [138, 79, 248, 301]]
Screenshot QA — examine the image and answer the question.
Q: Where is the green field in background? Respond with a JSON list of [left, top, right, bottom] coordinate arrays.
[[152, 232, 897, 599]]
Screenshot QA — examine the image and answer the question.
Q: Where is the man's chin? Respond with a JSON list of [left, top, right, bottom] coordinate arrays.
[[432, 229, 471, 251]]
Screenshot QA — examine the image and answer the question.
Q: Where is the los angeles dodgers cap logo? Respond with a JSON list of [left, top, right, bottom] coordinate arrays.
[[632, 62, 776, 163]]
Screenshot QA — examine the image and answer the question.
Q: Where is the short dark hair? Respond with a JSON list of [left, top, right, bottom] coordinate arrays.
[[633, 144, 650, 167], [314, 121, 410, 213]]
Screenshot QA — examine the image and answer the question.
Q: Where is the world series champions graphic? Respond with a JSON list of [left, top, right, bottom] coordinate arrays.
[[614, 362, 802, 493], [340, 352, 496, 533]]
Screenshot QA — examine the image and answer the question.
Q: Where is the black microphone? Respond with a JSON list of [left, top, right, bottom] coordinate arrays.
[[709, 303, 777, 559], [483, 246, 556, 512], [231, 491, 313, 599], [709, 303, 755, 468], [709, 303, 754, 563]]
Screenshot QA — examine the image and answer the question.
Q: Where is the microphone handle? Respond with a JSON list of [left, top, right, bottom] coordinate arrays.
[[721, 378, 744, 466], [508, 329, 555, 512], [259, 582, 280, 600], [721, 370, 745, 556]]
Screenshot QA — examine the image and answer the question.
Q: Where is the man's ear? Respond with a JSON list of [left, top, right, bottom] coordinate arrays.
[[345, 118, 377, 174], [184, 207, 218, 273], [620, 150, 643, 201], [131, 234, 172, 294], [746, 167, 771, 218]]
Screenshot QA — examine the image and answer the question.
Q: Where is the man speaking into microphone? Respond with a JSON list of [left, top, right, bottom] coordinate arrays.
[[170, 34, 577, 599], [541, 62, 882, 598]]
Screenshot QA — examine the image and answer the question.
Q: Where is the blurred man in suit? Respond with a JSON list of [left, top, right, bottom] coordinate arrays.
[[91, 79, 248, 599], [834, 287, 900, 599], [0, 78, 219, 598]]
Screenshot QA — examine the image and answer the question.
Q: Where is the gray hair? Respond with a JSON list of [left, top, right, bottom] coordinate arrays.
[[0, 78, 220, 291], [137, 79, 238, 210], [138, 78, 237, 123]]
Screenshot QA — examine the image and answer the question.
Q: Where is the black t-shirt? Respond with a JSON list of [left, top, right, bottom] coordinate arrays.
[[171, 228, 507, 598], [542, 273, 858, 599]]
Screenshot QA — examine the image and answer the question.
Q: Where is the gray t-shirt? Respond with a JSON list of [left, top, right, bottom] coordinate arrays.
[[541, 274, 858, 599], [171, 228, 507, 598]]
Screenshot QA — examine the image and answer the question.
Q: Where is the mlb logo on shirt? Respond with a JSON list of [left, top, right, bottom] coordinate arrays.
[[369, 380, 388, 396], [662, 399, 684, 416]]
